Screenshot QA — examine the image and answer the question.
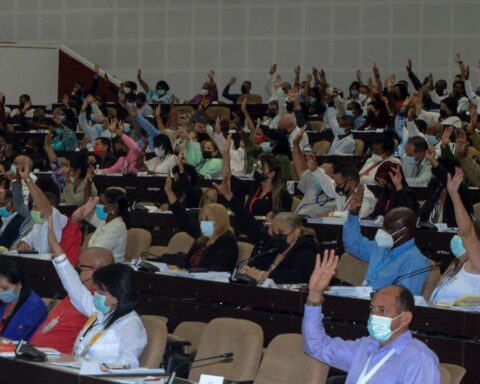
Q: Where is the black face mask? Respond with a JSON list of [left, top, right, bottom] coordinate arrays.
[[453, 90, 463, 99], [172, 178, 187, 198], [267, 111, 277, 119], [335, 183, 349, 196], [253, 171, 268, 183], [202, 151, 213, 160], [115, 148, 126, 157], [271, 234, 289, 252], [241, 86, 249, 94], [366, 110, 375, 120], [439, 110, 448, 118]]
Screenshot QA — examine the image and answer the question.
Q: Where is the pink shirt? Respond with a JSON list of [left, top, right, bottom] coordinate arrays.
[[102, 134, 141, 174]]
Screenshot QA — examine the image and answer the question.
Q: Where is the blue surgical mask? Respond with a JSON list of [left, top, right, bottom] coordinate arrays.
[[426, 134, 438, 146], [10, 164, 16, 174], [345, 110, 354, 117], [123, 123, 131, 134], [95, 204, 108, 221], [350, 89, 359, 98], [260, 142, 273, 153], [58, 115, 66, 122], [450, 235, 466, 258], [95, 124, 104, 135], [308, 96, 316, 105], [0, 207, 11, 218], [90, 113, 96, 123], [0, 288, 19, 303], [336, 127, 346, 136], [55, 128, 64, 137], [403, 155, 417, 165], [157, 89, 166, 97], [93, 292, 112, 314], [367, 313, 403, 343], [200, 220, 215, 238]]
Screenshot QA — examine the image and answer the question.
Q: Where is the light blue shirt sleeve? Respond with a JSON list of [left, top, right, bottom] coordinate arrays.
[[135, 114, 160, 151], [343, 213, 379, 263], [79, 111, 99, 140]]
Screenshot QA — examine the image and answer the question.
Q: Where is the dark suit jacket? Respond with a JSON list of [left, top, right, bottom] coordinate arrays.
[[0, 212, 27, 249]]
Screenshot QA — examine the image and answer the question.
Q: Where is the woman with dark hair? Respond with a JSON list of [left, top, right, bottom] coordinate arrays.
[[48, 220, 146, 367], [72, 190, 128, 262], [0, 261, 46, 341], [141, 134, 176, 174]]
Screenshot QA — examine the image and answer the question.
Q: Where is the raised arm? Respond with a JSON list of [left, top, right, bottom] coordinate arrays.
[[137, 68, 150, 92], [19, 162, 52, 218], [292, 128, 308, 176]]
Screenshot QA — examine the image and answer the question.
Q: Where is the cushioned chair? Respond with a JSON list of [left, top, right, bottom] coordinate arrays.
[[206, 106, 231, 121], [173, 105, 195, 116], [312, 141, 331, 156], [237, 94, 262, 104], [106, 107, 117, 117], [254, 334, 329, 384], [139, 315, 168, 369], [125, 228, 152, 262], [422, 261, 441, 300], [237, 241, 254, 264], [188, 318, 264, 382], [168, 321, 208, 355], [148, 231, 195, 257], [354, 139, 365, 156], [335, 252, 368, 286], [291, 196, 301, 212], [309, 120, 326, 132], [440, 363, 466, 384]]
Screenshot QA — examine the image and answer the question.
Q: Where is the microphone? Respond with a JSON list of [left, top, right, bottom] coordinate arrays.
[[230, 247, 278, 284], [392, 261, 443, 286], [15, 292, 62, 362], [167, 352, 234, 384]]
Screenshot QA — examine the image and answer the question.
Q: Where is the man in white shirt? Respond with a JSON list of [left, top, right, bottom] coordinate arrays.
[[10, 94, 34, 119], [402, 136, 432, 187], [135, 92, 153, 117], [278, 114, 309, 153], [325, 101, 355, 156], [360, 135, 401, 185]]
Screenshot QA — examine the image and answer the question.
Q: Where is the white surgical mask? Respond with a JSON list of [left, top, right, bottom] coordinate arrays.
[[200, 89, 209, 96], [367, 312, 403, 342], [374, 227, 405, 248], [200, 220, 215, 238], [358, 93, 368, 103], [371, 154, 383, 163], [154, 147, 165, 157], [124, 87, 132, 94]]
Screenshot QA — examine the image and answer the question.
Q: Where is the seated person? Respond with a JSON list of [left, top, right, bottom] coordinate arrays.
[[303, 251, 440, 382], [430, 168, 480, 305], [184, 138, 223, 179], [73, 192, 128, 263], [170, 162, 202, 209], [189, 70, 218, 106], [370, 162, 418, 218], [9, 155, 37, 205], [313, 162, 376, 219], [137, 69, 172, 103], [360, 133, 401, 184], [31, 247, 114, 354], [0, 190, 28, 249], [139, 134, 177, 174], [91, 138, 117, 169], [343, 185, 430, 295], [164, 174, 238, 272], [214, 175, 318, 284], [402, 136, 432, 187], [325, 95, 355, 156], [48, 108, 78, 151], [48, 220, 147, 367], [0, 261, 46, 341], [101, 120, 141, 174]]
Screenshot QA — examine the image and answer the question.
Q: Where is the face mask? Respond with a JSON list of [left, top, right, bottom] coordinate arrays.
[[450, 235, 466, 258], [93, 292, 112, 314], [358, 93, 367, 103], [374, 227, 405, 248], [439, 110, 447, 118], [308, 96, 317, 105], [425, 134, 439, 146], [367, 312, 403, 342], [10, 164, 16, 174], [253, 171, 268, 183], [260, 142, 273, 153], [267, 111, 277, 119], [403, 155, 417, 165], [95, 204, 108, 221], [31, 210, 45, 225], [154, 147, 165, 157], [200, 89, 209, 96], [58, 115, 66, 122], [93, 146, 106, 157], [157, 89, 166, 96], [95, 124, 104, 135], [200, 220, 215, 238], [55, 128, 64, 137], [350, 89, 359, 98], [255, 135, 266, 144], [123, 123, 131, 134], [272, 234, 289, 252], [335, 181, 349, 196], [202, 151, 213, 160], [0, 288, 19, 303], [453, 90, 462, 99], [70, 176, 75, 184], [371, 154, 383, 163], [0, 207, 11, 218], [240, 86, 248, 94], [124, 87, 132, 94], [135, 102, 144, 108], [367, 110, 375, 120], [90, 113, 96, 123], [345, 110, 354, 117], [337, 127, 346, 136]]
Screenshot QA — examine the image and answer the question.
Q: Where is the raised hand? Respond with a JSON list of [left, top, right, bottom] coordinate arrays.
[[308, 250, 339, 303], [446, 167, 464, 196], [116, 120, 124, 136], [455, 53, 464, 64], [240, 97, 248, 114], [269, 64, 277, 75], [108, 117, 118, 133], [425, 144, 437, 163], [347, 183, 364, 215], [405, 59, 412, 73], [274, 74, 283, 89], [137, 68, 141, 79], [212, 173, 233, 201], [441, 126, 453, 148], [454, 128, 469, 159], [293, 127, 306, 147], [44, 131, 53, 147], [154, 104, 161, 119], [372, 62, 380, 78], [164, 172, 173, 193], [305, 152, 318, 172], [389, 165, 404, 191], [228, 76, 237, 86], [356, 69, 362, 83], [207, 70, 215, 82], [294, 65, 301, 77]]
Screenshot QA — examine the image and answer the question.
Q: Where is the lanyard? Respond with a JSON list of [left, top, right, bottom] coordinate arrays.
[[78, 314, 105, 348], [356, 349, 395, 384], [249, 186, 263, 213]]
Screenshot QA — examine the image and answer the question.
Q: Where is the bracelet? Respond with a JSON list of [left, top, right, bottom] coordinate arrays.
[[305, 297, 323, 306], [53, 254, 67, 264]]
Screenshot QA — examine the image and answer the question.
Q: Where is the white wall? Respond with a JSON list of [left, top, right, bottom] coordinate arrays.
[[2, 0, 480, 102]]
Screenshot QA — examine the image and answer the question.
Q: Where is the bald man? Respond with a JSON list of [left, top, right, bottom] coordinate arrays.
[[9, 155, 37, 205], [343, 185, 430, 294], [303, 251, 440, 383], [278, 114, 309, 152], [30, 247, 114, 353]]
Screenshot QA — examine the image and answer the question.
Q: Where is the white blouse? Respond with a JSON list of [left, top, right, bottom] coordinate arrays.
[[431, 264, 480, 306], [145, 154, 177, 174]]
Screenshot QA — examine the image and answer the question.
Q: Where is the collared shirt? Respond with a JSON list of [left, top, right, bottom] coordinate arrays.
[[403, 156, 433, 187], [302, 306, 441, 383], [343, 214, 429, 294], [87, 216, 127, 263]]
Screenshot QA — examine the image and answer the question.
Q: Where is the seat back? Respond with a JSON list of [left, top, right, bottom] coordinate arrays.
[[237, 94, 262, 104], [291, 196, 301, 212], [139, 315, 168, 369], [422, 261, 441, 300], [354, 139, 365, 156], [312, 141, 331, 156], [188, 318, 263, 382], [309, 120, 325, 132], [125, 228, 152, 261], [335, 252, 368, 286], [237, 241, 254, 264], [440, 363, 466, 384], [107, 107, 118, 117], [173, 105, 195, 116], [254, 334, 329, 384], [206, 106, 231, 121], [172, 321, 208, 354], [168, 231, 195, 254]]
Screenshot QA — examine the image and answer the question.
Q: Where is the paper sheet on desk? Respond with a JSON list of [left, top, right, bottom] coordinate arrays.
[[324, 286, 372, 299]]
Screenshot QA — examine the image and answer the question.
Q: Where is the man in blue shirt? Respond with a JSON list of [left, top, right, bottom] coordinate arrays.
[[343, 185, 429, 295], [303, 251, 441, 383]]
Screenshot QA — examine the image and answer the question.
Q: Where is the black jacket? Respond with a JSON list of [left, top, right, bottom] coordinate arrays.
[[0, 212, 27, 249], [170, 200, 238, 272]]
